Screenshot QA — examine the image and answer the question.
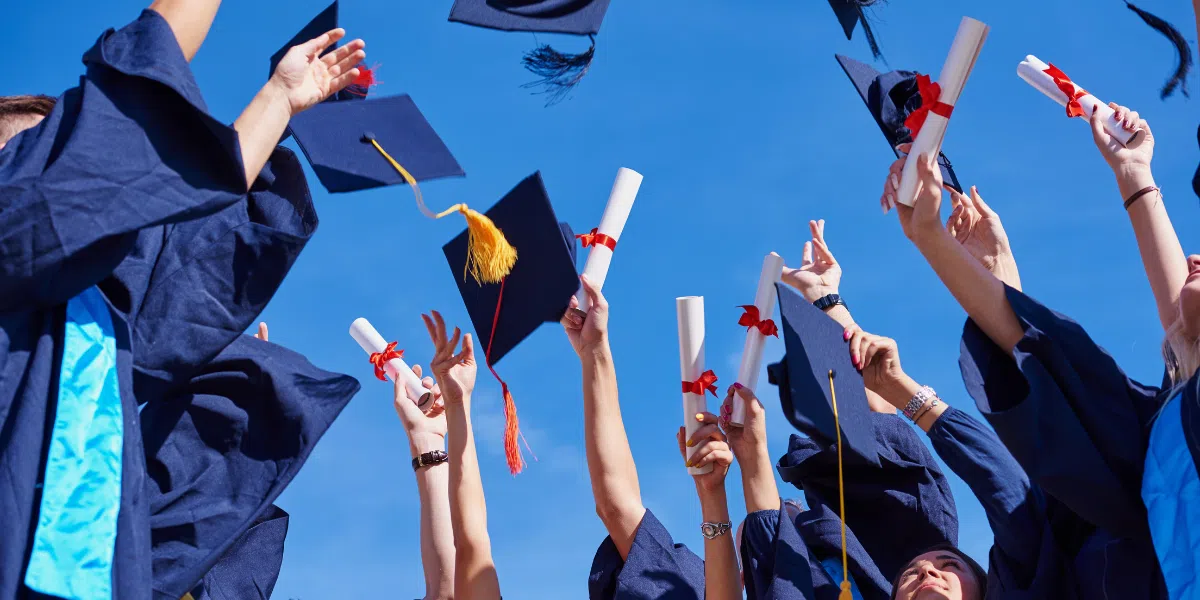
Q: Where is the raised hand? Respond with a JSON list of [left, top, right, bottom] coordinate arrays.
[[1091, 103, 1155, 175], [884, 144, 945, 245], [269, 28, 366, 116], [782, 219, 842, 303], [561, 274, 610, 358], [253, 322, 268, 342], [719, 385, 767, 462], [677, 413, 733, 493], [393, 364, 448, 453], [846, 328, 907, 401], [946, 185, 1021, 291], [421, 311, 476, 405]]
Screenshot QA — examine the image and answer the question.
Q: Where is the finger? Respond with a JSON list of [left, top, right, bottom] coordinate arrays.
[[688, 440, 730, 469], [855, 332, 873, 371], [677, 427, 687, 460], [801, 241, 814, 267], [862, 338, 887, 370], [693, 447, 734, 470], [693, 411, 720, 427], [432, 311, 447, 346], [328, 68, 362, 95], [447, 327, 462, 357], [732, 383, 761, 407], [847, 329, 864, 367], [579, 274, 608, 310], [895, 142, 913, 156], [256, 322, 268, 341], [327, 49, 366, 78], [426, 402, 446, 419], [299, 28, 346, 59], [946, 203, 964, 237], [421, 313, 439, 348], [687, 423, 723, 447], [812, 233, 836, 265], [412, 364, 423, 378], [1124, 110, 1139, 131], [421, 376, 436, 391], [968, 185, 994, 217], [1089, 105, 1111, 146], [459, 334, 475, 364], [817, 219, 826, 240], [320, 39, 365, 67]]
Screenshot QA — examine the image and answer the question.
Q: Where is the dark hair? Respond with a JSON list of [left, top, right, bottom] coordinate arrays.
[[890, 543, 987, 599], [0, 94, 56, 143]]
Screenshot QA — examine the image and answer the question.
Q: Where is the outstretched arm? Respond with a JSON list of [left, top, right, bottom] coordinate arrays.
[[678, 418, 739, 600], [234, 29, 364, 190], [424, 311, 500, 599], [147, 0, 220, 61], [562, 275, 645, 559]]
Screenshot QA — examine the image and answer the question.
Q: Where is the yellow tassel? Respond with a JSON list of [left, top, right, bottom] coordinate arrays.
[[182, 594, 195, 600], [830, 370, 852, 600], [365, 136, 517, 284]]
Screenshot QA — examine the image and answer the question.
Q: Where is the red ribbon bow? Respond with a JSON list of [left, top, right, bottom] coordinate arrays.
[[1043, 64, 1088, 118], [903, 74, 955, 139], [577, 228, 617, 251], [738, 305, 779, 337], [369, 341, 404, 381], [682, 370, 719, 397]]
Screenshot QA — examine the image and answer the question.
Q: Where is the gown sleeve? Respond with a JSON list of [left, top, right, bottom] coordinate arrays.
[[776, 413, 959, 582], [139, 335, 359, 598], [958, 285, 1161, 541], [588, 509, 706, 600], [740, 507, 818, 600], [0, 9, 246, 312], [188, 505, 289, 600]]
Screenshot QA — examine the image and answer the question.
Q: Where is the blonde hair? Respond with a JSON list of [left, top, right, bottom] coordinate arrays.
[[1163, 319, 1200, 385]]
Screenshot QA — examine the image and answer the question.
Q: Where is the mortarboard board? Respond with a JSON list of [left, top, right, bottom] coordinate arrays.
[[827, 0, 884, 60], [767, 283, 879, 467], [443, 172, 579, 474], [269, 1, 377, 102], [1122, 1, 1191, 98], [836, 54, 964, 194], [448, 0, 612, 105]]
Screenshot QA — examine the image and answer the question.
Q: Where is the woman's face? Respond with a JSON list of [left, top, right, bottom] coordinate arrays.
[[1179, 255, 1200, 338], [893, 550, 982, 600]]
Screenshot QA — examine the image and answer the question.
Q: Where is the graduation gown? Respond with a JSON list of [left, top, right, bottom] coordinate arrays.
[[776, 413, 960, 586], [589, 509, 705, 599], [958, 285, 1171, 597], [187, 505, 290, 600]]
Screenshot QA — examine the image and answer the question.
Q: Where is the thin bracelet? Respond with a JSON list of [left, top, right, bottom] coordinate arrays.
[[912, 397, 940, 424], [1124, 185, 1159, 210]]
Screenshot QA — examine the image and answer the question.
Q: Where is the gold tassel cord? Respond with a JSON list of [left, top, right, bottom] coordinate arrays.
[[365, 137, 517, 284], [830, 370, 852, 600]]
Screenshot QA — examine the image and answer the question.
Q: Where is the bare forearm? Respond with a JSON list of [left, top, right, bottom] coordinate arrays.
[[916, 229, 1024, 353], [697, 488, 740, 600], [233, 82, 292, 191], [739, 446, 781, 513], [148, 0, 221, 61], [445, 401, 500, 598], [1117, 166, 1186, 332], [581, 344, 645, 553], [873, 373, 949, 433], [414, 456, 455, 599]]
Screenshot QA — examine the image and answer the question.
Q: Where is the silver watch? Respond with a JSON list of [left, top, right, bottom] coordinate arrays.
[[700, 521, 732, 540]]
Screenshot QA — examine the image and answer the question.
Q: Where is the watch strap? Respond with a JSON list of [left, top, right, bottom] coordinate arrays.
[[412, 449, 448, 471], [813, 293, 845, 311]]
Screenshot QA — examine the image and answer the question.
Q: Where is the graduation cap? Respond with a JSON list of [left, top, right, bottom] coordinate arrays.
[[443, 172, 579, 474], [827, 0, 885, 60], [1123, 1, 1191, 98], [269, 1, 377, 101], [448, 0, 613, 105], [836, 54, 964, 194]]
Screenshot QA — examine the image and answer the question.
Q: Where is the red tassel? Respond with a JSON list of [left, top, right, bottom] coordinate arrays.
[[346, 63, 380, 97], [501, 384, 524, 475]]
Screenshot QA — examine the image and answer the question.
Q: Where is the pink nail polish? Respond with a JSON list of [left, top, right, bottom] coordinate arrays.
[[733, 383, 743, 390]]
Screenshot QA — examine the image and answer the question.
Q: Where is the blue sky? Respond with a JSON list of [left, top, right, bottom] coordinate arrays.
[[7, 0, 1200, 597]]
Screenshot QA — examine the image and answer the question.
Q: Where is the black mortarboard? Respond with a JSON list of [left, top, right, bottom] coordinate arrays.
[[442, 172, 578, 474], [448, 0, 613, 105], [767, 283, 879, 467], [836, 54, 964, 194], [827, 0, 884, 60], [269, 1, 375, 102], [1123, 1, 1191, 98]]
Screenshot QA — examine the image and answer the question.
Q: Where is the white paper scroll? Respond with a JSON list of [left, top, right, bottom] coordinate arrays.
[[349, 318, 432, 410], [576, 168, 643, 311], [731, 253, 784, 426], [1017, 55, 1144, 148], [676, 296, 713, 475], [896, 16, 989, 207]]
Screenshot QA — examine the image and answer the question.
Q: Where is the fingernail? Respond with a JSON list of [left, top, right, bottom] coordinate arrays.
[[686, 460, 694, 468], [733, 382, 743, 390], [686, 440, 695, 447], [887, 193, 895, 206], [890, 174, 899, 189], [843, 330, 851, 340], [695, 413, 704, 422], [852, 357, 859, 367]]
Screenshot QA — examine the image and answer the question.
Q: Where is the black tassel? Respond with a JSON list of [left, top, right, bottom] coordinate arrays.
[[1125, 1, 1192, 98], [852, 0, 886, 61], [521, 35, 596, 107]]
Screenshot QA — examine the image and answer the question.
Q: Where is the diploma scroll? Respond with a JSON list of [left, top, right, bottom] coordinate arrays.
[[896, 16, 989, 207], [731, 253, 784, 426], [676, 296, 713, 475], [349, 318, 433, 410], [1017, 55, 1144, 148], [576, 168, 643, 311]]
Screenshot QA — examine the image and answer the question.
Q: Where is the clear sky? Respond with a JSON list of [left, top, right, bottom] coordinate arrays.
[[6, 0, 1199, 597]]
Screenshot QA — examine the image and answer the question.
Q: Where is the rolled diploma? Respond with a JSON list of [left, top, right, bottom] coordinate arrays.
[[1017, 55, 1143, 148], [896, 16, 989, 207], [731, 252, 784, 426], [677, 296, 713, 475], [349, 318, 432, 410], [576, 167, 643, 311]]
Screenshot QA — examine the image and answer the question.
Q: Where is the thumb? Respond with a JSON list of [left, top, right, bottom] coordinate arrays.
[[580, 274, 607, 311], [1089, 106, 1110, 147], [393, 379, 422, 422], [969, 185, 996, 217]]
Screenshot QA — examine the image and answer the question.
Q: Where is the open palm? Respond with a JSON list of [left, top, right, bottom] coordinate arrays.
[[271, 28, 366, 115], [422, 310, 477, 405], [782, 219, 841, 302]]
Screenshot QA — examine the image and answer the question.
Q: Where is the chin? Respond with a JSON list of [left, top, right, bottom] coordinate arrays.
[[1179, 286, 1200, 339], [914, 589, 956, 600]]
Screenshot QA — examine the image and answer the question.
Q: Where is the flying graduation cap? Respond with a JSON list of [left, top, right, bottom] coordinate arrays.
[[1122, 1, 1192, 98], [448, 0, 613, 105], [277, 4, 518, 285], [827, 0, 886, 60], [443, 172, 579, 474], [836, 54, 964, 194]]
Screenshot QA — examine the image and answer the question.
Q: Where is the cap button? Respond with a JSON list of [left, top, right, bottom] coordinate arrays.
[[361, 132, 376, 143]]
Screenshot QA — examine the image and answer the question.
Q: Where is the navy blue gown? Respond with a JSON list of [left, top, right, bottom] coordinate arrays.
[[188, 505, 290, 600], [957, 285, 1172, 597], [589, 509, 706, 599]]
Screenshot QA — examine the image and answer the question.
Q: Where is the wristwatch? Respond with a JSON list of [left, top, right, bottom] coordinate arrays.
[[813, 293, 846, 312], [412, 449, 448, 471], [700, 521, 732, 540]]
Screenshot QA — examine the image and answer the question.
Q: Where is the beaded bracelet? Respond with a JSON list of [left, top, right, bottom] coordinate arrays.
[[902, 386, 937, 421]]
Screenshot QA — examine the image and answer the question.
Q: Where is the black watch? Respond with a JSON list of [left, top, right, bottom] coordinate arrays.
[[813, 293, 845, 311], [412, 449, 448, 471]]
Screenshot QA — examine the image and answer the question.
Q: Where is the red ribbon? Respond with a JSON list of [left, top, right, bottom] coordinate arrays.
[[1043, 64, 1088, 118], [369, 341, 404, 381], [738, 305, 779, 337], [577, 228, 617, 251], [682, 370, 719, 397], [903, 74, 955, 139], [484, 278, 533, 475]]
